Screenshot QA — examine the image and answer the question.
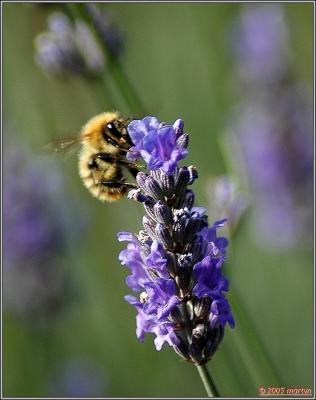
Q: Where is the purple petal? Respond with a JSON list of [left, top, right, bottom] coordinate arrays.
[[173, 118, 184, 132], [117, 231, 138, 243], [153, 323, 180, 350], [126, 116, 188, 173], [127, 120, 146, 145]]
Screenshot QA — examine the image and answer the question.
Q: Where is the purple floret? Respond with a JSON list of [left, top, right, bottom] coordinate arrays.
[[125, 296, 180, 350], [127, 116, 188, 175], [210, 298, 235, 329], [144, 278, 180, 321]]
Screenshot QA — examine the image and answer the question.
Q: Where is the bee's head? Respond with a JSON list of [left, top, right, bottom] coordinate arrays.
[[81, 112, 133, 153], [102, 119, 133, 150]]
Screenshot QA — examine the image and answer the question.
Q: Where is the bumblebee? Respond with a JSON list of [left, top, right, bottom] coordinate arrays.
[[51, 112, 138, 202]]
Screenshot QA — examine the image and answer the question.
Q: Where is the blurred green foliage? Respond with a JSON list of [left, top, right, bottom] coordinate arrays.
[[3, 2, 313, 397]]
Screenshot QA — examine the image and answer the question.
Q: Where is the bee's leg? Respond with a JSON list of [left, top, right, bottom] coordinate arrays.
[[100, 180, 138, 190], [96, 153, 140, 178], [122, 182, 138, 189], [127, 165, 139, 178], [96, 153, 132, 165], [95, 153, 118, 163]]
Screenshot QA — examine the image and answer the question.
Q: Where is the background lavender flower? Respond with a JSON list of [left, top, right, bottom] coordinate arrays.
[[50, 358, 107, 397], [3, 145, 77, 318], [34, 12, 105, 77], [206, 176, 249, 235], [225, 4, 313, 250], [231, 4, 289, 86], [118, 117, 234, 365], [85, 3, 124, 58]]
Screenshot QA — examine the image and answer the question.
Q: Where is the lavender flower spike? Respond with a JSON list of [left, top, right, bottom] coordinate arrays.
[[118, 117, 234, 365], [34, 12, 105, 77]]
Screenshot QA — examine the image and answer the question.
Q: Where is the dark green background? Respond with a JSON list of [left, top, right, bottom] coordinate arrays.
[[3, 2, 313, 397]]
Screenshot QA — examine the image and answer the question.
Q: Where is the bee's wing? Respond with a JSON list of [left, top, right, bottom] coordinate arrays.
[[40, 135, 89, 158]]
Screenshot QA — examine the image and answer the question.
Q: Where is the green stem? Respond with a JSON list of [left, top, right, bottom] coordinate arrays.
[[229, 290, 281, 386], [107, 58, 146, 115], [196, 364, 220, 398], [225, 220, 282, 387], [63, 3, 112, 108], [97, 73, 116, 108], [69, 3, 146, 115]]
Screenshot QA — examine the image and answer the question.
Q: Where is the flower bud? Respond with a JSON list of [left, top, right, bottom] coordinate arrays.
[[175, 268, 190, 295], [204, 326, 224, 360], [185, 216, 201, 242], [142, 215, 156, 240], [128, 188, 150, 204], [178, 189, 195, 210], [145, 176, 164, 201], [144, 203, 156, 220], [173, 217, 187, 245], [188, 166, 198, 184], [136, 171, 147, 189], [154, 201, 173, 225], [176, 133, 189, 148], [168, 307, 183, 324], [165, 251, 177, 276], [173, 118, 184, 138], [158, 170, 175, 198], [173, 339, 190, 361], [155, 224, 173, 249], [175, 167, 190, 197], [194, 297, 211, 319]]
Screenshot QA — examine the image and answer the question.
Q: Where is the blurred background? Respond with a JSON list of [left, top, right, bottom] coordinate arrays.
[[2, 2, 313, 398]]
